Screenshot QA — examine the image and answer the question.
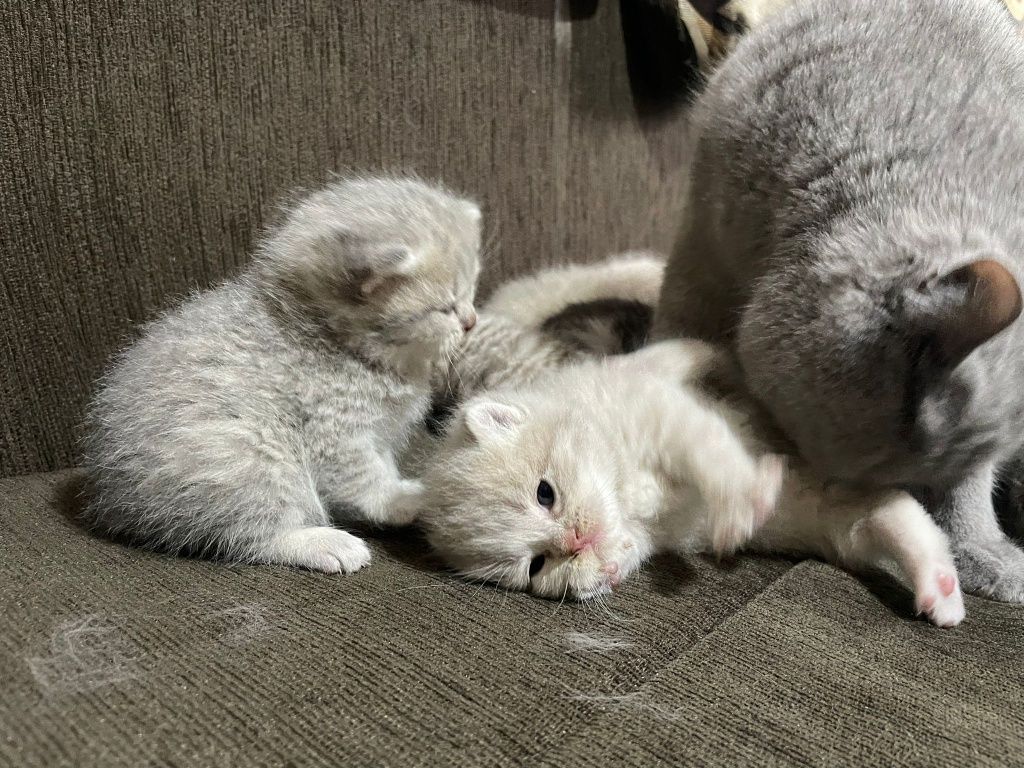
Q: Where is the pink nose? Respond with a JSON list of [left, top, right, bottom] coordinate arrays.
[[565, 526, 600, 555], [461, 310, 477, 333]]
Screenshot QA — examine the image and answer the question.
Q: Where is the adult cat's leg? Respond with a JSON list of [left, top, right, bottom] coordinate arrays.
[[652, 219, 738, 343], [830, 491, 965, 627], [315, 440, 423, 527], [933, 465, 1024, 603]]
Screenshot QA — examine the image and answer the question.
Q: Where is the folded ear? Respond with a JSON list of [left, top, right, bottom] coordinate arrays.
[[356, 242, 418, 296], [464, 400, 525, 444], [319, 230, 418, 295], [911, 259, 1022, 367]]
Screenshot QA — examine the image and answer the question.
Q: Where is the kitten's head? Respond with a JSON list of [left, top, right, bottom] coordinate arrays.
[[737, 226, 1022, 490], [256, 175, 481, 375], [419, 393, 647, 600]]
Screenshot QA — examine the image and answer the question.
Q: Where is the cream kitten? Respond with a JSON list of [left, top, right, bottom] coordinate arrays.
[[83, 175, 480, 572], [419, 341, 966, 627]]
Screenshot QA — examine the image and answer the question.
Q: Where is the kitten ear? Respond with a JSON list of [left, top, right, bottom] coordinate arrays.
[[912, 259, 1022, 366], [321, 230, 417, 295], [355, 242, 419, 296], [464, 401, 525, 443]]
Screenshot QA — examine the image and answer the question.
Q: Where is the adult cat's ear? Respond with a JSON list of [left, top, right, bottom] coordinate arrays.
[[911, 260, 1022, 367], [464, 401, 525, 443]]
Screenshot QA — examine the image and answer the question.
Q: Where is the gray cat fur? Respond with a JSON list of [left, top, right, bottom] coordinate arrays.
[[654, 0, 1024, 600], [82, 175, 481, 571]]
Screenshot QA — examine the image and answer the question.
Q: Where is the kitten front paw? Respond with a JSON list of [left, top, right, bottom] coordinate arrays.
[[386, 479, 426, 527], [915, 568, 966, 627], [953, 538, 1024, 603], [262, 527, 372, 574], [710, 454, 786, 556]]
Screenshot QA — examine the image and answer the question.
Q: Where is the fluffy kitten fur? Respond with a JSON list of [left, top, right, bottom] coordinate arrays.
[[419, 341, 966, 627], [447, 254, 666, 396], [654, 0, 1024, 601], [485, 252, 664, 331], [83, 175, 481, 572]]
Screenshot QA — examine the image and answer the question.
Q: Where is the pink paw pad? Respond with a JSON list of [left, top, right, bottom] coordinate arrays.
[[937, 572, 957, 597], [915, 569, 966, 628]]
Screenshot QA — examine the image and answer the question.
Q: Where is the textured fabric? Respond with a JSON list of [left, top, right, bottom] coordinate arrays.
[[0, 470, 792, 767], [0, 0, 691, 475], [5, 474, 1024, 766], [539, 560, 1024, 767]]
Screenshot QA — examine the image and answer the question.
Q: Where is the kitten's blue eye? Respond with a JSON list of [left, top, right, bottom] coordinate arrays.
[[537, 480, 555, 508], [529, 554, 546, 578]]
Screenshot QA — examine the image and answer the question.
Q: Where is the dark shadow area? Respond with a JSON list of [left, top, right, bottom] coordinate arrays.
[[619, 0, 702, 120], [993, 477, 1024, 542], [645, 551, 697, 596], [856, 569, 922, 623], [541, 298, 653, 355], [53, 471, 90, 531], [345, 521, 447, 575], [53, 472, 223, 563]]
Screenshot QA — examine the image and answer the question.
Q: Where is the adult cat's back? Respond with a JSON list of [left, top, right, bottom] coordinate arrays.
[[656, 0, 1024, 602], [666, 0, 1024, 330]]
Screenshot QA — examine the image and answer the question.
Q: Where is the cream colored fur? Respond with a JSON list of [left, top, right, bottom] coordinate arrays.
[[420, 341, 966, 627], [484, 252, 664, 331]]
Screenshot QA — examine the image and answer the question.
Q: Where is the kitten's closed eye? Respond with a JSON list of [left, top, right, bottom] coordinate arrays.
[[537, 480, 555, 508], [529, 554, 546, 577]]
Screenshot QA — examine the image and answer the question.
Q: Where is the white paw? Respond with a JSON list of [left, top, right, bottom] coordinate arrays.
[[264, 527, 372, 574], [386, 479, 426, 527], [915, 568, 966, 628], [710, 454, 786, 556]]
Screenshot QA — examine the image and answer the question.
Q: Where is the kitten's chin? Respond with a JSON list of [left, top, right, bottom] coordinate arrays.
[[572, 583, 614, 602]]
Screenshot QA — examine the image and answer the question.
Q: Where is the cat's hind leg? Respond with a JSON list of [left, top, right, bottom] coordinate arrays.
[[231, 471, 372, 574], [830, 491, 965, 627], [177, 429, 372, 574]]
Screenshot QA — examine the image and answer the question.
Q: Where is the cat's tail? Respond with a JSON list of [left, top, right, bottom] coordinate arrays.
[[429, 253, 666, 433], [483, 252, 664, 354]]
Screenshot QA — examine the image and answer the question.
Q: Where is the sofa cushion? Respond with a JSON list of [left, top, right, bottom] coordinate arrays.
[[1, 470, 792, 767], [540, 560, 1024, 767]]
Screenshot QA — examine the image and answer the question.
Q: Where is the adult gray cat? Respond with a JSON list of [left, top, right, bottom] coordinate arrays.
[[654, 0, 1024, 601]]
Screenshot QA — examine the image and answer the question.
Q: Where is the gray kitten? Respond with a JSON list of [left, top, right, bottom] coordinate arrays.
[[83, 175, 481, 572], [654, 0, 1024, 601]]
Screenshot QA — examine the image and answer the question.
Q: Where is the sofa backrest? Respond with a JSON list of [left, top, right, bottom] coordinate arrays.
[[0, 0, 691, 476]]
